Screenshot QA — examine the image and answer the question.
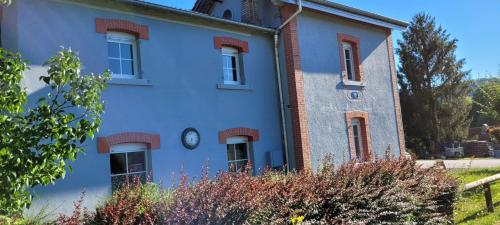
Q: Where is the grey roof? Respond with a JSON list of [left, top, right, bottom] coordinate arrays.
[[101, 0, 407, 32], [114, 0, 275, 33]]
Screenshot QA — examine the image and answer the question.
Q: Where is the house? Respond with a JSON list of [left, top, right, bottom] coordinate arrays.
[[1, 0, 408, 214]]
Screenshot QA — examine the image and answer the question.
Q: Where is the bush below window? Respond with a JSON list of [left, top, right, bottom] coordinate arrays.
[[54, 157, 458, 225]]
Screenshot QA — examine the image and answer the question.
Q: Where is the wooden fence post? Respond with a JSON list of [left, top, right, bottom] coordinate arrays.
[[483, 183, 494, 212]]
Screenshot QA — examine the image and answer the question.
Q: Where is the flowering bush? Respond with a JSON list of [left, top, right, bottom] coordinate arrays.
[[56, 157, 457, 224]]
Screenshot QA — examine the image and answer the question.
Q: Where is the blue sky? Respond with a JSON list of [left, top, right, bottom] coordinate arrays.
[[147, 0, 500, 79]]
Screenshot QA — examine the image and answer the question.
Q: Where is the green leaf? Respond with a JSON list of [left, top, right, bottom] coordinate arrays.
[[0, 48, 108, 215]]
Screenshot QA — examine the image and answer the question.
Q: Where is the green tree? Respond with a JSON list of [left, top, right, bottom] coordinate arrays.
[[397, 13, 472, 156], [1, 0, 11, 6], [0, 49, 110, 215], [471, 78, 500, 127]]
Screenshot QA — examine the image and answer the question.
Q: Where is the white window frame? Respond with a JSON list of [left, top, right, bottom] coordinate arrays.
[[110, 143, 148, 187], [351, 118, 364, 161], [342, 42, 356, 81], [221, 47, 242, 85], [226, 136, 250, 172], [107, 32, 139, 79]]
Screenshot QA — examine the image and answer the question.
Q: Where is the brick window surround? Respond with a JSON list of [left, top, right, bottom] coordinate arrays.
[[337, 33, 363, 82], [95, 18, 149, 40], [214, 37, 249, 53], [345, 111, 372, 161], [219, 127, 259, 144], [98, 132, 160, 153]]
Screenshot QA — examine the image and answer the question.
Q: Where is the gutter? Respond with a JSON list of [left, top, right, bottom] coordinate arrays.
[[273, 0, 302, 172]]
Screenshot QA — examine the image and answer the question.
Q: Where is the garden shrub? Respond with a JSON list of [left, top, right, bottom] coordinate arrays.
[[55, 157, 458, 225], [91, 180, 172, 225]]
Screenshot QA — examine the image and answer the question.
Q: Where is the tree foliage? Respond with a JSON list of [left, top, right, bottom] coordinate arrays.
[[471, 78, 500, 127], [397, 13, 472, 155], [1, 0, 11, 6], [0, 48, 110, 215]]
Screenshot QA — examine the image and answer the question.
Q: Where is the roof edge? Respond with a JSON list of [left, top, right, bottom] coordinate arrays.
[[102, 0, 276, 34], [280, 0, 408, 30]]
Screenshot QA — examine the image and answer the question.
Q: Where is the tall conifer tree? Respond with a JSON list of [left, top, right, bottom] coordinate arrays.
[[397, 13, 471, 155]]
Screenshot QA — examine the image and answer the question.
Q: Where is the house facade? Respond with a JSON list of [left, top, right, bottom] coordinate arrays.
[[1, 0, 407, 214]]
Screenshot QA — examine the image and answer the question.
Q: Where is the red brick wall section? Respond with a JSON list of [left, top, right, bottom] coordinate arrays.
[[219, 127, 260, 144], [97, 132, 160, 153], [95, 18, 149, 40], [345, 111, 372, 161], [213, 37, 249, 53], [386, 30, 407, 155], [337, 33, 363, 82], [280, 4, 312, 171]]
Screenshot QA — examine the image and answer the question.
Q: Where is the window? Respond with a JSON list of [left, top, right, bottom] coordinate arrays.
[[110, 143, 148, 191], [351, 118, 363, 161], [226, 136, 250, 172], [343, 42, 356, 81], [221, 47, 241, 85], [223, 10, 233, 20], [107, 32, 138, 79], [338, 33, 363, 85]]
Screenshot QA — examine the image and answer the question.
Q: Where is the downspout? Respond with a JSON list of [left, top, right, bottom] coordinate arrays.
[[273, 0, 302, 172]]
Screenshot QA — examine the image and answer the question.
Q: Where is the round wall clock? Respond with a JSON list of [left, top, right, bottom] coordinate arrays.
[[181, 128, 200, 150]]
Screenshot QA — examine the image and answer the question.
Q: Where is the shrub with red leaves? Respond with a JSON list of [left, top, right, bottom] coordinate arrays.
[[55, 157, 457, 225], [55, 191, 92, 225], [91, 179, 171, 225]]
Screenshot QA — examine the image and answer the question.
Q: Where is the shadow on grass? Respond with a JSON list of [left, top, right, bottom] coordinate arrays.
[[461, 188, 491, 198], [463, 169, 500, 177], [456, 201, 500, 224]]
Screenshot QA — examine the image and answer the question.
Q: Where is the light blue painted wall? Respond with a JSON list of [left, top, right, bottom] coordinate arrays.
[[4, 0, 283, 214], [1, 0, 404, 215], [296, 11, 401, 168]]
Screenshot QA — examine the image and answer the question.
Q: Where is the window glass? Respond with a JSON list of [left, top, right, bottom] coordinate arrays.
[[127, 151, 146, 173], [108, 59, 121, 75], [120, 43, 133, 60], [221, 47, 241, 85], [121, 59, 134, 75], [235, 143, 248, 159], [351, 119, 363, 160], [107, 32, 138, 79], [343, 42, 356, 81], [109, 144, 148, 191], [227, 144, 235, 161], [226, 137, 250, 172], [110, 153, 126, 175], [108, 42, 120, 58]]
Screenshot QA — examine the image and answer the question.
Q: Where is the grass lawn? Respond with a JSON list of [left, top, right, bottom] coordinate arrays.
[[450, 167, 500, 225]]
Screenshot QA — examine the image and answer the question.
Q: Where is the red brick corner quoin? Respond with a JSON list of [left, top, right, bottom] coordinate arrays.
[[95, 18, 149, 40], [219, 128, 259, 144], [98, 132, 160, 153], [337, 33, 363, 82], [280, 4, 312, 171], [386, 30, 407, 155], [214, 37, 249, 53]]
